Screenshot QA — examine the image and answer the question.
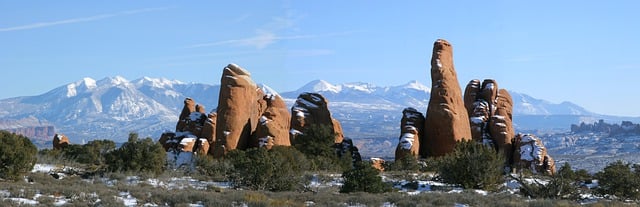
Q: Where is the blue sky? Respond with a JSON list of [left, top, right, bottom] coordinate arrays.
[[1, 1, 639, 116]]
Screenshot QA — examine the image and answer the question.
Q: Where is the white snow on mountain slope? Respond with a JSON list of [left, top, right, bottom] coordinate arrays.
[[136, 76, 185, 88], [296, 79, 342, 94], [342, 82, 377, 93], [259, 83, 280, 97], [402, 80, 431, 93]]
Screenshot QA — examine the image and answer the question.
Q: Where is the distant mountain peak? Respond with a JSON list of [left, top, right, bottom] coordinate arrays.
[[136, 77, 184, 88], [65, 77, 98, 97], [105, 76, 130, 86], [80, 77, 97, 89], [300, 79, 341, 93], [401, 80, 430, 93], [258, 83, 280, 97], [342, 82, 377, 93]]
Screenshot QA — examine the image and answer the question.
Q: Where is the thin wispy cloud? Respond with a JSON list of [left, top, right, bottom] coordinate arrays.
[[186, 30, 357, 49], [186, 6, 352, 50], [0, 7, 167, 32]]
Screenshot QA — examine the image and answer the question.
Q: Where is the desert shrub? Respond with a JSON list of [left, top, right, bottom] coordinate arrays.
[[194, 154, 233, 181], [72, 139, 115, 166], [292, 124, 349, 172], [341, 161, 393, 193], [105, 133, 166, 175], [386, 155, 421, 172], [518, 162, 582, 199], [292, 124, 336, 158], [227, 146, 309, 191], [44, 139, 117, 171], [0, 130, 37, 180], [436, 140, 504, 191], [594, 160, 640, 200]]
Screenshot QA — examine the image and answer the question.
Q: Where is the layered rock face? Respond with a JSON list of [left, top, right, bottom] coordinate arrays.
[[395, 107, 424, 160], [52, 133, 70, 150], [463, 79, 515, 159], [370, 158, 385, 172], [290, 92, 344, 143], [391, 39, 554, 176], [423, 39, 472, 157], [251, 94, 291, 149], [215, 64, 262, 152], [176, 98, 196, 132], [160, 97, 218, 155], [161, 64, 294, 158], [201, 112, 217, 149], [212, 64, 292, 154], [512, 134, 556, 175]]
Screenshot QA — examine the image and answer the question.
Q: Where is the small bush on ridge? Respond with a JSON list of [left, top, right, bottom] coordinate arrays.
[[436, 140, 504, 191]]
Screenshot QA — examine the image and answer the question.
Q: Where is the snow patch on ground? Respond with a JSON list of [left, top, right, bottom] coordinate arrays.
[[117, 192, 137, 207], [166, 151, 195, 170], [31, 163, 57, 173]]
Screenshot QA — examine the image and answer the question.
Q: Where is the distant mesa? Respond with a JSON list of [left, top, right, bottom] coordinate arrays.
[[3, 125, 55, 144]]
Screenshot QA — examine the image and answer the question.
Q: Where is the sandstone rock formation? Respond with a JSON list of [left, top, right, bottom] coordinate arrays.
[[195, 138, 210, 155], [512, 134, 556, 175], [215, 64, 264, 152], [176, 98, 196, 132], [463, 79, 515, 162], [290, 92, 344, 143], [370, 158, 385, 172], [201, 112, 217, 148], [490, 89, 514, 155], [423, 39, 472, 157], [331, 118, 345, 144], [211, 64, 293, 154], [395, 107, 424, 161], [52, 133, 70, 150], [179, 137, 196, 153], [251, 94, 291, 149], [160, 96, 218, 156]]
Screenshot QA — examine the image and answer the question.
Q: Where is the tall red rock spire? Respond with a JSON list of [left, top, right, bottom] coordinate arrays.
[[423, 39, 472, 157]]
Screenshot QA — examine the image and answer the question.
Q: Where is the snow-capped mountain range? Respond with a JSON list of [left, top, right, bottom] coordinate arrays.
[[0, 76, 630, 143]]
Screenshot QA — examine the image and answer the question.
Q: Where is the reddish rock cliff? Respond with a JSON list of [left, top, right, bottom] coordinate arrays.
[[290, 92, 343, 143], [215, 64, 262, 152], [423, 39, 472, 157], [52, 133, 70, 150], [512, 134, 555, 175], [395, 107, 424, 160]]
